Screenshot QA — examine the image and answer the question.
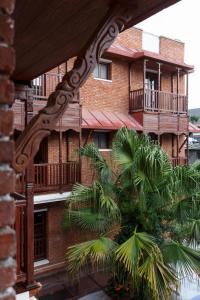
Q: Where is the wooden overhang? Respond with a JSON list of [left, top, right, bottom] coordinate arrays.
[[13, 0, 180, 81]]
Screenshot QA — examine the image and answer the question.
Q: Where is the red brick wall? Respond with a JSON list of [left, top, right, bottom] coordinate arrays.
[[81, 130, 114, 186], [80, 58, 129, 113], [161, 133, 186, 159], [48, 132, 67, 163], [34, 202, 98, 268], [0, 1, 16, 299], [160, 36, 184, 63], [115, 27, 143, 50]]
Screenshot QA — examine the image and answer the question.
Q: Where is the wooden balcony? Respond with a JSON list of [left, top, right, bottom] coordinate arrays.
[[32, 73, 79, 102], [16, 162, 80, 195], [130, 88, 188, 114]]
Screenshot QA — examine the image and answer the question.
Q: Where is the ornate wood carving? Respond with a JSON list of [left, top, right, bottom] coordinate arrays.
[[13, 5, 134, 173]]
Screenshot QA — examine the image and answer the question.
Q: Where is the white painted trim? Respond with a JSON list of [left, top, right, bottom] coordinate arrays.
[[93, 77, 112, 83], [16, 292, 30, 300], [99, 149, 112, 152], [34, 192, 71, 205], [34, 259, 49, 268]]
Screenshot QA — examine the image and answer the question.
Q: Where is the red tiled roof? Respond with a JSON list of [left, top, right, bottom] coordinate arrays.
[[189, 122, 200, 133], [82, 108, 143, 131], [106, 44, 194, 71]]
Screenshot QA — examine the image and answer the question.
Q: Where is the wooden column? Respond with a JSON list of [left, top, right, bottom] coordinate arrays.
[[176, 68, 180, 113], [143, 59, 147, 109], [171, 73, 174, 93], [157, 63, 161, 135], [186, 71, 189, 114], [59, 121, 63, 193], [25, 87, 35, 288], [177, 134, 179, 165], [79, 104, 82, 183], [186, 134, 189, 165]]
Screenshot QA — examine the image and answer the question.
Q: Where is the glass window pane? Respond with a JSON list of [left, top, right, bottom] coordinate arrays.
[[93, 132, 109, 149], [100, 63, 108, 79], [93, 64, 99, 78]]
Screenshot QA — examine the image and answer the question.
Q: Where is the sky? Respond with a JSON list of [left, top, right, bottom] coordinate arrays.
[[137, 0, 200, 109]]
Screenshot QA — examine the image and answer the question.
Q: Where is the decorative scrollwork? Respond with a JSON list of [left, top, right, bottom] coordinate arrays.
[[13, 4, 134, 173]]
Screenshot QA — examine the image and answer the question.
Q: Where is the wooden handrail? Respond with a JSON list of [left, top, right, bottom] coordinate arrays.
[[129, 88, 187, 114], [16, 162, 80, 195]]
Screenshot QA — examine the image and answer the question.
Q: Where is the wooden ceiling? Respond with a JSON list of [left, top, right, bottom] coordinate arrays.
[[13, 0, 179, 81]]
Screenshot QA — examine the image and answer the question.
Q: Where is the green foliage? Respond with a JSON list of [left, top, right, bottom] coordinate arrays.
[[66, 237, 117, 276], [190, 115, 199, 123], [64, 128, 200, 300]]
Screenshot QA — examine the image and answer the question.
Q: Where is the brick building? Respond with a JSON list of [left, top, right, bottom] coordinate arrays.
[[13, 27, 197, 298]]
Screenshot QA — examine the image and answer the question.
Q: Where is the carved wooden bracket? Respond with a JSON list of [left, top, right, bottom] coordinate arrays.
[[13, 5, 134, 173]]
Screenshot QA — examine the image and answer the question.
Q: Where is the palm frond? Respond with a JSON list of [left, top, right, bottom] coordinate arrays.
[[115, 230, 156, 276], [115, 230, 177, 299], [66, 209, 115, 233], [80, 143, 112, 183], [138, 253, 178, 300], [162, 240, 200, 278], [68, 183, 95, 207], [66, 237, 117, 276]]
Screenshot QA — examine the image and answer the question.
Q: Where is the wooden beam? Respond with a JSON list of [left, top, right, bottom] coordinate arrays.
[[13, 4, 135, 173]]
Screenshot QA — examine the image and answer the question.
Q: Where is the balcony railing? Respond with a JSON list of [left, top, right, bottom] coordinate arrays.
[[32, 73, 79, 103], [32, 73, 63, 100], [130, 88, 187, 114], [16, 162, 80, 195]]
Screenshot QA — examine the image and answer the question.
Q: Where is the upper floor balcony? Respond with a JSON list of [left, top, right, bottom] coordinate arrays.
[[130, 88, 188, 114], [16, 161, 80, 195]]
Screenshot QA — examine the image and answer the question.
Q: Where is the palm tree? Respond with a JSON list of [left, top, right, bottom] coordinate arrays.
[[64, 128, 200, 300]]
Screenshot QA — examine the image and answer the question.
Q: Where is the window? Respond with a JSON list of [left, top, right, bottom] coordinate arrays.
[[34, 210, 47, 262], [93, 132, 110, 149], [32, 76, 43, 97], [93, 60, 111, 80]]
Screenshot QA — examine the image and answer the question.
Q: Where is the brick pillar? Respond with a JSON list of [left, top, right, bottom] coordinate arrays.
[[0, 0, 16, 299]]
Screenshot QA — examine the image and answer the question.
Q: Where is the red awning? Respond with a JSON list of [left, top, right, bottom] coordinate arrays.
[[82, 108, 143, 131], [189, 122, 200, 133], [106, 44, 194, 72]]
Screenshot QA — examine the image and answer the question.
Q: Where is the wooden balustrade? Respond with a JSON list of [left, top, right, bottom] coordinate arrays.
[[130, 88, 187, 114], [16, 162, 80, 194], [33, 73, 63, 100]]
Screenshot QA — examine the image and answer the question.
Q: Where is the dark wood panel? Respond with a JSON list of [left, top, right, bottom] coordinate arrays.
[[13, 100, 80, 132], [143, 112, 188, 133], [143, 113, 158, 132], [13, 0, 177, 81]]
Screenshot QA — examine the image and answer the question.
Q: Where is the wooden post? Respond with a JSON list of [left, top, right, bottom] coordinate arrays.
[[186, 71, 189, 114], [128, 62, 132, 113], [157, 63, 161, 133], [177, 134, 179, 165], [171, 73, 174, 93], [186, 134, 189, 165], [25, 87, 35, 288], [176, 68, 180, 113], [79, 104, 82, 183], [143, 59, 147, 110], [59, 120, 63, 193]]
